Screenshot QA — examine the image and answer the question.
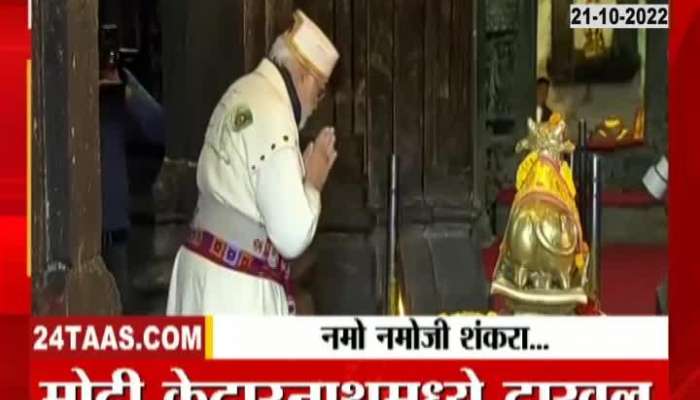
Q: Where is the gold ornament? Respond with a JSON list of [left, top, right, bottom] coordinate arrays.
[[491, 114, 590, 314]]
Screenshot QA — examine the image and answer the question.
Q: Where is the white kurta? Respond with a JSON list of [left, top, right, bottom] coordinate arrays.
[[166, 59, 321, 315]]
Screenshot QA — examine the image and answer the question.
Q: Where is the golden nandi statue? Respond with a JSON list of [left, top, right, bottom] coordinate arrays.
[[491, 114, 591, 314]]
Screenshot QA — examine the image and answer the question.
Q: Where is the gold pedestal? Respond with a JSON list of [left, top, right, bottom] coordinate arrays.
[[491, 279, 587, 315]]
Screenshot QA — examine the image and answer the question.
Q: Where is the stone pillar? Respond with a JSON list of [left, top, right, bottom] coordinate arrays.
[[32, 0, 120, 315]]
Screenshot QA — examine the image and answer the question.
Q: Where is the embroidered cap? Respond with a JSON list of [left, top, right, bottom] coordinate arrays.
[[285, 10, 339, 81]]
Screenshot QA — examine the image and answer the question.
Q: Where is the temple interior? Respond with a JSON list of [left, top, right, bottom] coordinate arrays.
[[30, 0, 668, 316]]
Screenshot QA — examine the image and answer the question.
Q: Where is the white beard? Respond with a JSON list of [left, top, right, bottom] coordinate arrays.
[[299, 106, 312, 130]]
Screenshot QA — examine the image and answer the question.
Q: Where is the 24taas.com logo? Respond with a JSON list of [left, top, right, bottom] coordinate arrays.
[[33, 323, 202, 352]]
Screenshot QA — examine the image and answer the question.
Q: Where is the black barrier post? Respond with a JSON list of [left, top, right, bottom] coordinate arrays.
[[576, 119, 589, 240]]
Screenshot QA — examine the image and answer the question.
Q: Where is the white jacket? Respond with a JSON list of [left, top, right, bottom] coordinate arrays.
[[166, 59, 321, 315]]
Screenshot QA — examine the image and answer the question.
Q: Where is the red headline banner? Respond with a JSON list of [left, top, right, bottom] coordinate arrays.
[[30, 360, 668, 400]]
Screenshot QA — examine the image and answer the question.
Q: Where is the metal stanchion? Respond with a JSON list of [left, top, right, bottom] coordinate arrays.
[[587, 153, 602, 301], [576, 119, 590, 240], [386, 153, 399, 315], [575, 119, 588, 179]]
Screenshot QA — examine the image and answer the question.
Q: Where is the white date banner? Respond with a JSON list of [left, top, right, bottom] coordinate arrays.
[[570, 4, 669, 29], [209, 316, 667, 360]]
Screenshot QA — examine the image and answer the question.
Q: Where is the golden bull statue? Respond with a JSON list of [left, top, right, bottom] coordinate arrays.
[[491, 115, 590, 314]]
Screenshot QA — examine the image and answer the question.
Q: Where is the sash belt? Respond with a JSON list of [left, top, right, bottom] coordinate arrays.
[[184, 228, 296, 314]]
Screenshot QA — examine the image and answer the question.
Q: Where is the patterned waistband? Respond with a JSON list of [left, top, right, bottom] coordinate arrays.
[[183, 228, 295, 314]]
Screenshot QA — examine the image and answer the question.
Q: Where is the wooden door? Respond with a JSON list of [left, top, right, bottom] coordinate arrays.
[[159, 0, 487, 314]]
